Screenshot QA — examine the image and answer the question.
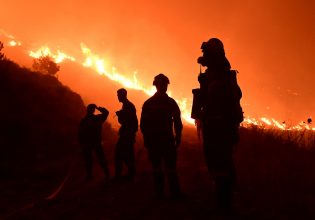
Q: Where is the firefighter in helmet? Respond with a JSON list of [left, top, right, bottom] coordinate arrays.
[[140, 73, 183, 198], [193, 38, 243, 212]]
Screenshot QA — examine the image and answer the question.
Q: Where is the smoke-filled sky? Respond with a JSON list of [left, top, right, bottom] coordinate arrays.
[[1, 0, 315, 123]]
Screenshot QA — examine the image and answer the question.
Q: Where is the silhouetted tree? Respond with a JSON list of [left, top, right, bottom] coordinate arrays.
[[0, 41, 4, 60], [32, 55, 60, 76]]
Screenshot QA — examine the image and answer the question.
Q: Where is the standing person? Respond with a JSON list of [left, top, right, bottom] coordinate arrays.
[[192, 38, 243, 212], [114, 88, 138, 181], [140, 73, 183, 198], [78, 104, 110, 181]]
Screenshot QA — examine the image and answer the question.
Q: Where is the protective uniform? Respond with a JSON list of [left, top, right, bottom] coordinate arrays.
[[115, 96, 138, 180], [140, 74, 183, 198], [79, 104, 110, 180], [196, 38, 243, 211]]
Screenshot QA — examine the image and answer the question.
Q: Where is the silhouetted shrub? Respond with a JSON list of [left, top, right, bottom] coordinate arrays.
[[32, 55, 60, 76]]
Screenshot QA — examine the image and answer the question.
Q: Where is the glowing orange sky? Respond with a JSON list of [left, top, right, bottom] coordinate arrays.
[[1, 0, 315, 123]]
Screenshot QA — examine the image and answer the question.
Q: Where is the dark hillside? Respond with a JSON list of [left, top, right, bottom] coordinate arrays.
[[0, 58, 115, 217], [0, 58, 85, 175]]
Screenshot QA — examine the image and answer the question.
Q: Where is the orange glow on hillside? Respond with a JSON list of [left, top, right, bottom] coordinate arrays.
[[26, 43, 314, 130], [1, 32, 314, 130], [0, 30, 22, 47], [8, 40, 21, 47], [79, 43, 195, 125], [243, 117, 314, 131], [29, 46, 75, 63]]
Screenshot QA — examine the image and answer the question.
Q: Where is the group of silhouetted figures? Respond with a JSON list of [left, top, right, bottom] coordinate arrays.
[[78, 38, 244, 213]]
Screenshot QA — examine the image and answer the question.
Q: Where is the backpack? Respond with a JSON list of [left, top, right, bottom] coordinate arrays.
[[227, 70, 244, 124], [191, 69, 244, 124]]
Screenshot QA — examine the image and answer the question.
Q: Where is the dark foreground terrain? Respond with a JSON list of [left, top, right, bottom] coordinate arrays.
[[1, 127, 315, 220], [1, 53, 315, 220]]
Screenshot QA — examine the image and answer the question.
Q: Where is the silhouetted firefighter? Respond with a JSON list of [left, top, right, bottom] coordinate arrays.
[[114, 88, 138, 181], [79, 104, 110, 181], [192, 38, 243, 212], [140, 74, 183, 198]]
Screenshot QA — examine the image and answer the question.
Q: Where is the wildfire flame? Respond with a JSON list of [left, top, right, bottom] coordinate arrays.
[[29, 46, 75, 63], [1, 32, 313, 130], [79, 43, 195, 125], [80, 43, 154, 95], [8, 40, 21, 47], [243, 117, 314, 131], [0, 30, 22, 47]]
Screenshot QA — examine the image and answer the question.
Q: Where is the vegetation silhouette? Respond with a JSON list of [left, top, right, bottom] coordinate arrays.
[[32, 55, 60, 76]]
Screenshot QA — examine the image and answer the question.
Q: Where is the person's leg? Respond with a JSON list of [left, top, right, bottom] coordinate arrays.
[[124, 136, 136, 179], [114, 138, 124, 178], [212, 142, 235, 213], [82, 145, 93, 180], [202, 125, 235, 212], [95, 143, 110, 178], [148, 147, 164, 198], [165, 145, 181, 197]]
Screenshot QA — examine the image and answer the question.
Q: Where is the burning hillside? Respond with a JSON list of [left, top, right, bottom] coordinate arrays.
[[0, 31, 314, 131]]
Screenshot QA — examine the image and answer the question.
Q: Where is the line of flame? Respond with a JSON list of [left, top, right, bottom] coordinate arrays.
[[1, 34, 313, 131], [79, 43, 195, 125], [29, 46, 76, 63], [26, 44, 315, 129], [0, 30, 22, 47], [243, 117, 314, 131]]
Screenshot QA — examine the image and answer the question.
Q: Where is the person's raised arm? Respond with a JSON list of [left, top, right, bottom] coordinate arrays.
[[97, 106, 109, 122]]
